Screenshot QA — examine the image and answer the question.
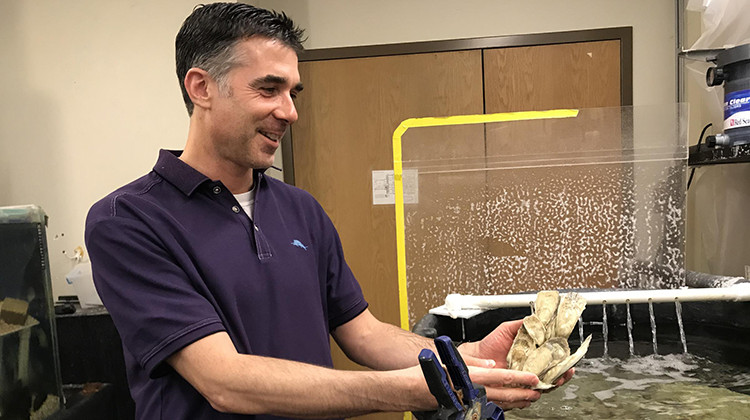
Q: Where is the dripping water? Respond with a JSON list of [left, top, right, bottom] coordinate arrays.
[[626, 301, 634, 356], [578, 316, 584, 344], [648, 300, 658, 355], [675, 300, 688, 354], [602, 303, 608, 358]]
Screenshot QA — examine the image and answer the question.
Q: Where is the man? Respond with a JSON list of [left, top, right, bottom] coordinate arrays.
[[86, 3, 570, 419]]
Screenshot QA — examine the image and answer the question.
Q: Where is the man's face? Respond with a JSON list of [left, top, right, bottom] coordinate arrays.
[[209, 37, 302, 170]]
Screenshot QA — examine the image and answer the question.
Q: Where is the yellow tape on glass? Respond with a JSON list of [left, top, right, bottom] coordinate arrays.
[[391, 109, 579, 332]]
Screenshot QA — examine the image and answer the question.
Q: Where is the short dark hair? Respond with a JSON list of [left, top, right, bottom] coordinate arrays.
[[175, 2, 305, 115]]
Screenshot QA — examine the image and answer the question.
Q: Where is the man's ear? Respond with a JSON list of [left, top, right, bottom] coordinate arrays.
[[184, 68, 213, 111]]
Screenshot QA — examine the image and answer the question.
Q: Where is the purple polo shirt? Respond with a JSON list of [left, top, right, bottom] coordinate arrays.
[[85, 149, 368, 420]]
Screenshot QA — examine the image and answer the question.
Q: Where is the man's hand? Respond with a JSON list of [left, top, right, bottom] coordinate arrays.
[[459, 319, 523, 369], [458, 319, 576, 408], [465, 365, 540, 410]]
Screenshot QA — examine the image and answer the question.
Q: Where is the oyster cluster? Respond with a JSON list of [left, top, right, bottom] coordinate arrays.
[[506, 291, 592, 389]]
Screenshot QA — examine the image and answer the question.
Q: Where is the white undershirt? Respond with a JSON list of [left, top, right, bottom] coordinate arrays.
[[233, 185, 256, 220]]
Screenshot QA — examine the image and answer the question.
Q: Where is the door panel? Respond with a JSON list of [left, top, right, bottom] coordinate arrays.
[[483, 40, 621, 113]]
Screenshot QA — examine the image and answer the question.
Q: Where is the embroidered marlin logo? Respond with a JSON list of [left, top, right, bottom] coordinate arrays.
[[291, 239, 308, 250]]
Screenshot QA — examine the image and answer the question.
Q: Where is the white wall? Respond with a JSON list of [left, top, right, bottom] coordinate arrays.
[[1, 0, 678, 299]]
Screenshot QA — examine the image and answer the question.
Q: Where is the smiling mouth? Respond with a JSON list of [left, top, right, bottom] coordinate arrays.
[[259, 130, 283, 142]]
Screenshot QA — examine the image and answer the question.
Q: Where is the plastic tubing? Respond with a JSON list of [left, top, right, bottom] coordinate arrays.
[[443, 283, 750, 312]]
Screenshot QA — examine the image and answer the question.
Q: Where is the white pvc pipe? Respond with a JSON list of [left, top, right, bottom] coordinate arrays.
[[441, 283, 750, 314]]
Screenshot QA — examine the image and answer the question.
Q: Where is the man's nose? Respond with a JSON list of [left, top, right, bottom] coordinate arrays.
[[275, 93, 298, 124]]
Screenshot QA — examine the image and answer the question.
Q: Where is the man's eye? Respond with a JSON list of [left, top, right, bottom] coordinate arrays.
[[260, 87, 276, 95]]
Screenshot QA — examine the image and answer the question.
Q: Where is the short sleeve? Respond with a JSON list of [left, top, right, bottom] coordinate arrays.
[[86, 214, 225, 378], [316, 207, 368, 330]]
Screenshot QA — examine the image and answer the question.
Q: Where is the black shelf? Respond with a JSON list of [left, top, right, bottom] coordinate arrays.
[[688, 143, 750, 167], [55, 304, 134, 420]]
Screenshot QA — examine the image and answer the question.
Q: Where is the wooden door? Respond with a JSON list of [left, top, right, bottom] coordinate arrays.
[[483, 40, 621, 113]]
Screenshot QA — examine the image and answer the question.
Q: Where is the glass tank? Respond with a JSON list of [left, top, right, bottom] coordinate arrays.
[[0, 205, 63, 419], [393, 105, 689, 327]]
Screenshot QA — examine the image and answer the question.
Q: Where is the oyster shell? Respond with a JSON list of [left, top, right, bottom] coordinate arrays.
[[534, 290, 560, 325], [521, 337, 569, 377], [540, 334, 592, 385], [544, 314, 557, 342], [554, 293, 586, 338], [506, 291, 590, 390], [506, 325, 534, 370], [522, 314, 547, 346]]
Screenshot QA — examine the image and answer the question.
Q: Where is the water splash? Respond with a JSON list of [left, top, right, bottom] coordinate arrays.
[[402, 161, 688, 326]]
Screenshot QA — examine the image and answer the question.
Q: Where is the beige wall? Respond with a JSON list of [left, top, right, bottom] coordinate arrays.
[[1, 0, 200, 298], [1, 0, 678, 299]]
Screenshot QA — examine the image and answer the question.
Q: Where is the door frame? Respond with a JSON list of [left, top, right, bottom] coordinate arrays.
[[283, 26, 634, 184]]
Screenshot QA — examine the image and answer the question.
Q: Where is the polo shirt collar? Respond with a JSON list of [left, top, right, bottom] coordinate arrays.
[[152, 149, 210, 196], [153, 149, 269, 197]]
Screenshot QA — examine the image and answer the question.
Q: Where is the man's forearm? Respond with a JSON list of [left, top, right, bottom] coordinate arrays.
[[335, 319, 493, 372], [213, 354, 432, 417], [331, 310, 436, 370], [168, 332, 435, 417]]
